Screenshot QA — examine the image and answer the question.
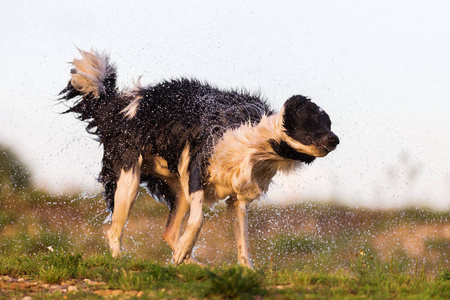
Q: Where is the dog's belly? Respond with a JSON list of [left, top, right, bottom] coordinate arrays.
[[141, 152, 177, 179], [140, 153, 232, 205], [210, 183, 233, 200], [140, 152, 263, 205], [202, 182, 236, 206]]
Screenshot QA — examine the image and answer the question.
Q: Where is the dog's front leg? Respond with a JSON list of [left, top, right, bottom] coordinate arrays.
[[162, 191, 190, 250], [227, 196, 253, 269], [172, 190, 204, 265]]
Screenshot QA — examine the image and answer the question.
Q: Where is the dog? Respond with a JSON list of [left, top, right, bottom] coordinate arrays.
[[60, 49, 339, 268]]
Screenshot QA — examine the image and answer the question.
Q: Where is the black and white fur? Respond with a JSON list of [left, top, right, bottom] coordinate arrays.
[[60, 49, 339, 268]]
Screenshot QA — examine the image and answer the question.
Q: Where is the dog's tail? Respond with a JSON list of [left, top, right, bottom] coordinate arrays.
[[59, 49, 117, 134]]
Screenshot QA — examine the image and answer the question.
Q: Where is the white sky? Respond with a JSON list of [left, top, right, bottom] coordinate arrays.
[[1, 0, 449, 209]]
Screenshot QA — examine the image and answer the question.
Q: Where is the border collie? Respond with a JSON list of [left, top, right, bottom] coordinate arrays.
[[60, 49, 339, 268]]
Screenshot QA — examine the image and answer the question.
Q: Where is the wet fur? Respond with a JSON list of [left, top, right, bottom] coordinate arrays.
[[60, 49, 339, 268]]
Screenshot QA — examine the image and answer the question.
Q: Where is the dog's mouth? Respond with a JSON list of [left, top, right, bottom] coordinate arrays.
[[319, 145, 331, 153], [313, 144, 333, 156]]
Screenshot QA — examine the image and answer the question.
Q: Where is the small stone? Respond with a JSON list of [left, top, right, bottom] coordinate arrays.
[[50, 285, 61, 290], [30, 286, 42, 292], [94, 290, 123, 296], [68, 286, 78, 292]]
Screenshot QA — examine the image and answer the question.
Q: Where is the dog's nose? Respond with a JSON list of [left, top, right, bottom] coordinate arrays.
[[321, 132, 339, 151], [328, 132, 339, 147]]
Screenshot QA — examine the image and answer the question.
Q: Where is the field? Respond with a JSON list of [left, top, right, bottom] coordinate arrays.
[[1, 146, 450, 299], [1, 188, 450, 299]]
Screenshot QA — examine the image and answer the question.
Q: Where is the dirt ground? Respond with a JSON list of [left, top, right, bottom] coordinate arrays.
[[0, 275, 141, 299]]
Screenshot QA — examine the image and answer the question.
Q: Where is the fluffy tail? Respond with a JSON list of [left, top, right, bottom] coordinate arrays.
[[59, 49, 117, 134]]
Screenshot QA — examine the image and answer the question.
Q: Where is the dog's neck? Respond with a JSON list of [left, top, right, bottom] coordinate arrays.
[[208, 112, 304, 197]]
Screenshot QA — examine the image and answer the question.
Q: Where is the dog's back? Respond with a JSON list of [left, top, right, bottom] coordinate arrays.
[[118, 78, 274, 173]]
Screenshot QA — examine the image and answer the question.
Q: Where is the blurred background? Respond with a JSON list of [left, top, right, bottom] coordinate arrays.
[[1, 0, 449, 209], [0, 0, 449, 275]]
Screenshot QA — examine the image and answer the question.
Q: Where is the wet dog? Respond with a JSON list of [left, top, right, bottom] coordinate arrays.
[[60, 49, 339, 268]]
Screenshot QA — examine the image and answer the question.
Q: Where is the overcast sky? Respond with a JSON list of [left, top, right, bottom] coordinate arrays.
[[1, 0, 449, 209]]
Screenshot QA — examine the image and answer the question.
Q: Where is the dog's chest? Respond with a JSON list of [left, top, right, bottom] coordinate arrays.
[[207, 158, 274, 202]]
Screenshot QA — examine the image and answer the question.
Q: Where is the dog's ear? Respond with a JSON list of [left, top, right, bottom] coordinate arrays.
[[282, 95, 311, 133], [283, 95, 310, 111]]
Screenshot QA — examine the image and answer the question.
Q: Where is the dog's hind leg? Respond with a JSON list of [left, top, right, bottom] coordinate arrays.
[[107, 160, 141, 257], [226, 196, 253, 269]]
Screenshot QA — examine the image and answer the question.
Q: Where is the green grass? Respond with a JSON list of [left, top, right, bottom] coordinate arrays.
[[0, 251, 449, 299], [1, 197, 450, 299], [204, 267, 265, 299]]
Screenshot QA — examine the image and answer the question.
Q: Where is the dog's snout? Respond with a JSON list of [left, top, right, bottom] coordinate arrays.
[[320, 132, 339, 151]]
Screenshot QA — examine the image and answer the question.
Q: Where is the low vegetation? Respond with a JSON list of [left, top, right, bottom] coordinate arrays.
[[0, 251, 449, 299]]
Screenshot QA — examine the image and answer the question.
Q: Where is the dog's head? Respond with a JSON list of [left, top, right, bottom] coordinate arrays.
[[281, 95, 339, 157]]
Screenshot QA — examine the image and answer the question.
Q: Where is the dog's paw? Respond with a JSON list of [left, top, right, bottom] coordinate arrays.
[[172, 247, 189, 265], [172, 237, 195, 265], [109, 242, 122, 258], [240, 258, 254, 270], [110, 249, 121, 258], [107, 232, 122, 258]]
